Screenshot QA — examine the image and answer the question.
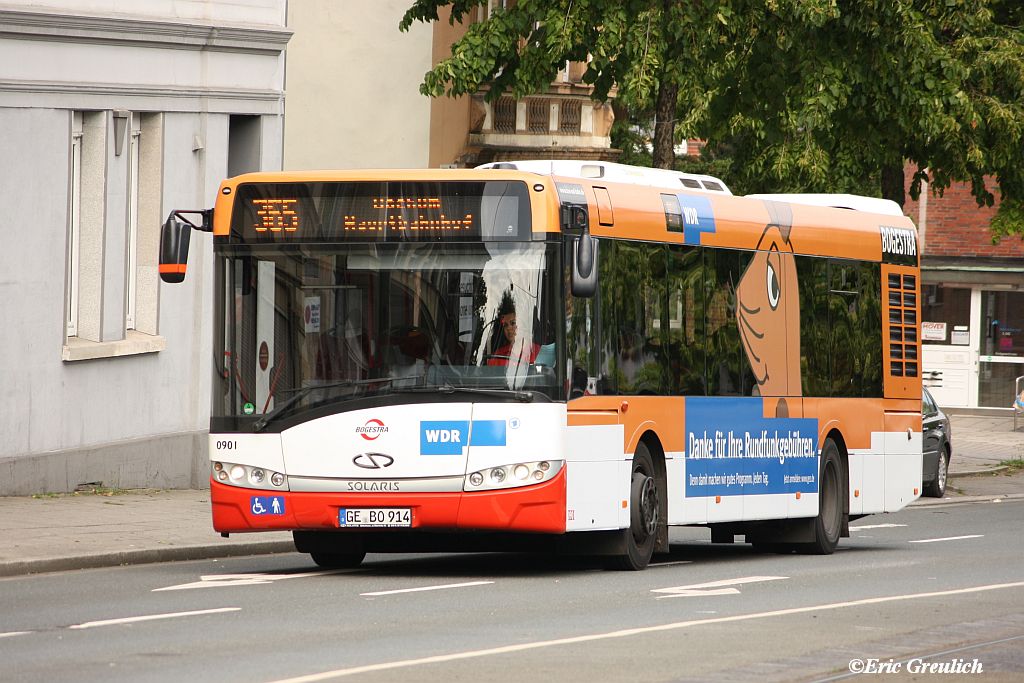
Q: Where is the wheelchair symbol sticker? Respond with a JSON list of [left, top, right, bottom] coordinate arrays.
[[251, 496, 285, 516]]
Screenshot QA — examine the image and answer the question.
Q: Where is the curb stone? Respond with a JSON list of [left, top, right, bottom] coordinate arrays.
[[0, 540, 296, 578]]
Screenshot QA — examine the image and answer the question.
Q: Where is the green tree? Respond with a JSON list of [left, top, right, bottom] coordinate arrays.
[[401, 0, 1024, 237], [401, 0, 735, 169]]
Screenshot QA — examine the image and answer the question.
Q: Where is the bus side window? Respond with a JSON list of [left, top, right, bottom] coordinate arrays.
[[668, 244, 705, 395], [704, 248, 754, 396]]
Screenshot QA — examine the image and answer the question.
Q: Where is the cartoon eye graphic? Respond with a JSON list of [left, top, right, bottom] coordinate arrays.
[[766, 262, 781, 310]]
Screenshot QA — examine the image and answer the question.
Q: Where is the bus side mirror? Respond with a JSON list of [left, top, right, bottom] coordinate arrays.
[[571, 232, 598, 298], [159, 214, 191, 283]]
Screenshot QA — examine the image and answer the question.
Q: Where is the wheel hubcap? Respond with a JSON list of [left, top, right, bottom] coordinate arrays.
[[631, 473, 659, 543]]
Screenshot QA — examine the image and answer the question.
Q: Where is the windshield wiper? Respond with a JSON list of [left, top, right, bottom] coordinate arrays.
[[252, 377, 396, 432], [392, 383, 535, 403]]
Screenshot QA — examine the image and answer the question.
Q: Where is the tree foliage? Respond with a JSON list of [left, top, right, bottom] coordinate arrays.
[[402, 0, 1024, 237]]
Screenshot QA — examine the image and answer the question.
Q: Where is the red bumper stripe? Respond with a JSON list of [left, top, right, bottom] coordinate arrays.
[[210, 467, 567, 535]]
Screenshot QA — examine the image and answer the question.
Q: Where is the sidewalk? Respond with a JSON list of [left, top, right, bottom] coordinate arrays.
[[944, 411, 1024, 476], [1, 414, 1022, 578], [0, 490, 295, 577]]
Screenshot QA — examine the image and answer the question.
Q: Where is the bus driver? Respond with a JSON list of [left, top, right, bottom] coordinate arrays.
[[487, 305, 539, 367]]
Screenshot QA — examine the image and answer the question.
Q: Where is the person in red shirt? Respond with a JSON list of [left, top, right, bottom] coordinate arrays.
[[488, 309, 539, 366]]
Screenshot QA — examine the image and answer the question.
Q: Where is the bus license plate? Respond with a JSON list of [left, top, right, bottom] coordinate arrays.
[[339, 508, 412, 528]]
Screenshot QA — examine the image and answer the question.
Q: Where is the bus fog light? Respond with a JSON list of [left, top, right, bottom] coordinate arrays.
[[469, 472, 484, 486], [229, 465, 245, 481], [513, 464, 529, 480], [213, 462, 223, 472], [533, 470, 544, 480], [490, 468, 506, 483], [218, 471, 228, 481], [271, 472, 285, 487], [538, 461, 550, 471], [250, 468, 265, 484]]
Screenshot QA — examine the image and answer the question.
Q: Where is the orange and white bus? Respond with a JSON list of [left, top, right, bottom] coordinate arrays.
[[160, 160, 922, 570]]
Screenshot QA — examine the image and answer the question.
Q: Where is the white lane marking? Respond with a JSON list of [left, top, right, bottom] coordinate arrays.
[[0, 631, 31, 639], [154, 570, 346, 592], [909, 534, 984, 544], [849, 523, 908, 530], [68, 607, 241, 630], [361, 581, 494, 597], [261, 580, 1024, 683], [652, 576, 788, 599]]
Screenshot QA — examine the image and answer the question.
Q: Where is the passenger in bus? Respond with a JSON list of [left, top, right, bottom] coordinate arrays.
[[487, 304, 539, 366]]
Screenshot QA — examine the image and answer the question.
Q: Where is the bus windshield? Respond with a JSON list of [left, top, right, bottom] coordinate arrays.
[[213, 241, 564, 428]]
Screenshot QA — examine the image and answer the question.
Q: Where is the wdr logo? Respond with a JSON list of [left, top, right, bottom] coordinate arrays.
[[419, 420, 507, 455], [421, 421, 469, 455]]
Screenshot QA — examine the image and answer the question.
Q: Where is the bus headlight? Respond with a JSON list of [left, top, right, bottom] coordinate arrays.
[[212, 461, 288, 491], [464, 460, 563, 492]]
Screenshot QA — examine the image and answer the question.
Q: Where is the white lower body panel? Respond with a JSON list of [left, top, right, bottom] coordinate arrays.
[[565, 424, 629, 532]]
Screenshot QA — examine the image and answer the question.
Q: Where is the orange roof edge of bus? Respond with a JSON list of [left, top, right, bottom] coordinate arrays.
[[209, 167, 917, 251]]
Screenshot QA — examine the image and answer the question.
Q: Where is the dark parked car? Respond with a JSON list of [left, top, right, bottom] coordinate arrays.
[[922, 387, 952, 497]]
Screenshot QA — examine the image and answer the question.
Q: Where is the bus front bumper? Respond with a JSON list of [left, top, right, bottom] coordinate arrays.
[[210, 468, 567, 536]]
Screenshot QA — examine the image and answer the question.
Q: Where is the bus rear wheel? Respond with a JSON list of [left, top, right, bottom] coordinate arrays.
[[803, 438, 843, 555], [609, 442, 659, 571]]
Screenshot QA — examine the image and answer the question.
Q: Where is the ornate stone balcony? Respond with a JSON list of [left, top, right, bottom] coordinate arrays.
[[466, 64, 617, 164]]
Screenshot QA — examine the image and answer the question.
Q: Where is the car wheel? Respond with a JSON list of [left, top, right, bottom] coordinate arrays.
[[925, 449, 950, 498]]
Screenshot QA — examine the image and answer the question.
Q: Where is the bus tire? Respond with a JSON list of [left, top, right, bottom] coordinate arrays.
[[608, 442, 659, 571], [803, 438, 843, 555], [310, 551, 366, 569]]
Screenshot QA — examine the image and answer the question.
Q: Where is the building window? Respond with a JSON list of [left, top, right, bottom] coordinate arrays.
[[67, 110, 105, 342], [527, 99, 549, 133], [482, 0, 508, 20], [921, 285, 971, 345], [493, 97, 516, 134], [559, 100, 581, 134], [63, 110, 165, 360], [67, 112, 83, 338], [126, 114, 142, 330]]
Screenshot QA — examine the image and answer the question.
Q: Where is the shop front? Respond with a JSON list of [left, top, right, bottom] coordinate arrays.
[[922, 272, 1024, 409]]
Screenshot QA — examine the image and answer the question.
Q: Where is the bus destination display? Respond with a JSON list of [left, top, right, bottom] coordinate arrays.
[[232, 181, 530, 242], [342, 196, 473, 234]]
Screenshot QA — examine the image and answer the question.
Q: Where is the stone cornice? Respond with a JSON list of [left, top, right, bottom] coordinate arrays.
[[0, 8, 291, 55], [0, 78, 283, 102]]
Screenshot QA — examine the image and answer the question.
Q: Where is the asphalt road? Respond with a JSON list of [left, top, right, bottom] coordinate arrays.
[[2, 498, 1022, 683]]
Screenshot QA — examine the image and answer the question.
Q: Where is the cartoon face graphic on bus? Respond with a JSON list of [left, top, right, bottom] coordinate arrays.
[[736, 201, 801, 399]]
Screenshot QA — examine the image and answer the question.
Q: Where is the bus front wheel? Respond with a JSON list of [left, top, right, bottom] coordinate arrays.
[[609, 442, 659, 571], [310, 550, 366, 569], [804, 438, 843, 555]]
